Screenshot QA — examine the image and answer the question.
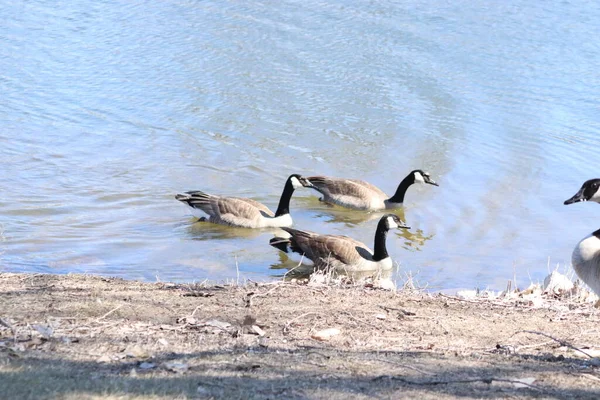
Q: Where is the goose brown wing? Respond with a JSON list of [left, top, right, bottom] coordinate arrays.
[[237, 198, 274, 217], [213, 196, 269, 224], [307, 176, 387, 200], [180, 191, 267, 223], [282, 228, 372, 266], [346, 179, 388, 198]]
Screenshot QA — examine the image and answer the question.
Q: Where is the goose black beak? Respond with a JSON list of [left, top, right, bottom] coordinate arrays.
[[564, 190, 585, 205], [299, 177, 314, 188], [426, 178, 439, 187]]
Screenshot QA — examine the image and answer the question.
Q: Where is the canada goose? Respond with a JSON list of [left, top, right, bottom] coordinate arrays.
[[564, 179, 600, 296], [302, 170, 438, 210], [175, 174, 308, 228], [269, 214, 410, 273]]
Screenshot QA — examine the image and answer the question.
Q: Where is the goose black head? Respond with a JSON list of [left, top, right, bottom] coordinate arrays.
[[382, 214, 410, 230], [564, 179, 600, 205], [412, 170, 439, 186]]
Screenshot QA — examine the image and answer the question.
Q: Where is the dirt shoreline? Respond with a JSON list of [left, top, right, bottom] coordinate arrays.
[[1, 272, 600, 399]]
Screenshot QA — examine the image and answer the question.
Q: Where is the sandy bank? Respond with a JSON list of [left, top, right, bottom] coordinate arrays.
[[1, 272, 600, 399]]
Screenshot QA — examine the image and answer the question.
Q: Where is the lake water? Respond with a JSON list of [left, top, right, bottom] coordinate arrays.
[[1, 0, 600, 290]]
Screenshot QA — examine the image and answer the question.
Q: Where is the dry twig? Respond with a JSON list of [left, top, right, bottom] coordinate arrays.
[[379, 305, 416, 316], [95, 305, 124, 322], [246, 284, 284, 307], [512, 330, 593, 359], [283, 312, 323, 334], [0, 318, 17, 343], [373, 375, 543, 391]]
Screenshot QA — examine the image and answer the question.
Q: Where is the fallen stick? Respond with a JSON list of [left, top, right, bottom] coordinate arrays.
[[438, 293, 516, 308], [283, 312, 323, 334], [372, 375, 542, 391], [95, 305, 124, 322], [246, 284, 284, 307], [379, 305, 416, 316], [0, 318, 17, 343], [512, 330, 594, 359]]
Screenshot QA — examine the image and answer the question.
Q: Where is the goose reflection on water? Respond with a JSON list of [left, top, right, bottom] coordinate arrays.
[[182, 217, 273, 241], [394, 226, 434, 252]]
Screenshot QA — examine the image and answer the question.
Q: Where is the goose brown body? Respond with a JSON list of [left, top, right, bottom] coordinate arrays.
[[175, 174, 307, 228], [304, 170, 438, 210], [270, 214, 409, 273]]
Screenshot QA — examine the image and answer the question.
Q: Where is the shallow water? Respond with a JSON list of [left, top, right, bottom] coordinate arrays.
[[1, 0, 600, 289]]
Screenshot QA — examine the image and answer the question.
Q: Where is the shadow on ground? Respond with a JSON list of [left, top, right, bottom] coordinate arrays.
[[2, 346, 599, 400]]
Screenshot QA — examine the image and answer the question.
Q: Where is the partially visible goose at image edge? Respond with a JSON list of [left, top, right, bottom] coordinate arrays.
[[302, 169, 438, 210], [564, 178, 600, 296], [175, 174, 309, 228], [269, 214, 410, 273]]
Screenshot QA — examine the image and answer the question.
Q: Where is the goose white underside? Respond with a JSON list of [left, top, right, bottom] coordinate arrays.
[[335, 257, 394, 272], [187, 207, 293, 228], [329, 256, 394, 273], [572, 233, 600, 296], [321, 196, 405, 211], [321, 195, 390, 211], [287, 253, 392, 273]]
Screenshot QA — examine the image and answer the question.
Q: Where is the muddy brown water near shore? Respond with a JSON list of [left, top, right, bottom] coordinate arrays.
[[1, 272, 600, 399]]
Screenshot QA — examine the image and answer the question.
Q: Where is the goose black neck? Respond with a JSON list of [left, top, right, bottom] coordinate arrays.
[[373, 219, 391, 261], [387, 174, 414, 203], [274, 179, 295, 217]]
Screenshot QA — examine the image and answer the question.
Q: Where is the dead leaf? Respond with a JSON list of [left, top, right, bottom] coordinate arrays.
[[97, 354, 112, 363], [126, 345, 150, 359], [163, 361, 189, 373], [177, 317, 197, 325], [32, 324, 53, 338], [202, 319, 231, 333], [311, 328, 341, 341], [242, 315, 256, 326]]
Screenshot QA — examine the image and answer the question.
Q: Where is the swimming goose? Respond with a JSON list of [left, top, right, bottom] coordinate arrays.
[[175, 174, 308, 228], [302, 170, 438, 210], [269, 214, 409, 273], [564, 178, 600, 296]]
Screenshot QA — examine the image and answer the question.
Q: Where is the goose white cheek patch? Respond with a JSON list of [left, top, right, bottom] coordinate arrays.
[[290, 176, 302, 189], [386, 217, 398, 229], [413, 172, 425, 183]]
